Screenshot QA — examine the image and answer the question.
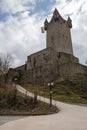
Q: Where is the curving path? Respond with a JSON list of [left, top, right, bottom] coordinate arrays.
[[0, 85, 87, 130]]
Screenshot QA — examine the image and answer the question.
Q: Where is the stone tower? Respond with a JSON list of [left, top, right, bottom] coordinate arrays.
[[44, 8, 73, 55]]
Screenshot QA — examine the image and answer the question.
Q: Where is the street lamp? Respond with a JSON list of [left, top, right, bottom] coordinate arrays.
[[48, 82, 54, 107], [14, 77, 18, 89]]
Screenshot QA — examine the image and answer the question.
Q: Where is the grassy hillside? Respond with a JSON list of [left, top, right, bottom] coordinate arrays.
[[0, 83, 58, 115], [22, 76, 87, 104]]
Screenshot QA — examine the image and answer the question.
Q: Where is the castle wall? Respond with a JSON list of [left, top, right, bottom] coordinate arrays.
[[20, 64, 59, 84], [7, 62, 87, 84], [15, 64, 26, 71], [59, 63, 87, 76], [26, 48, 58, 70], [26, 48, 79, 71], [15, 62, 87, 84], [57, 52, 79, 64], [7, 68, 19, 82]]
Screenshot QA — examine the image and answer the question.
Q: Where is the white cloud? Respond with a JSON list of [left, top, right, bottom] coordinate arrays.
[[0, 9, 46, 67], [0, 0, 37, 14], [71, 12, 87, 64]]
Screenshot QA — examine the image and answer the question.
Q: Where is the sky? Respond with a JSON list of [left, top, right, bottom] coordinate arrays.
[[0, 0, 87, 67]]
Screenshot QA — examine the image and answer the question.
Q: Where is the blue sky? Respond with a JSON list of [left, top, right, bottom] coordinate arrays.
[[0, 0, 87, 67]]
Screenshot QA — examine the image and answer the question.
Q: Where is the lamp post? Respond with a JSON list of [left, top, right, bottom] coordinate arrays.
[[14, 77, 18, 89], [48, 82, 54, 107], [32, 69, 37, 104]]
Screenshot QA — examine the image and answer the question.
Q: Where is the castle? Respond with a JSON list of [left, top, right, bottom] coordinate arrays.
[[8, 9, 87, 83]]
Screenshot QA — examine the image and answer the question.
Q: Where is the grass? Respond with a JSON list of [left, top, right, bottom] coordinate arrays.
[[53, 94, 87, 104], [21, 76, 87, 104], [0, 101, 59, 115], [0, 83, 59, 115]]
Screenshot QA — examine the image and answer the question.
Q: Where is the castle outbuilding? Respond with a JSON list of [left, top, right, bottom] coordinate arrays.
[[8, 9, 87, 83]]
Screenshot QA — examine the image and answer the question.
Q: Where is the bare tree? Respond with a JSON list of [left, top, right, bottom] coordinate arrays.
[[0, 53, 13, 84], [0, 53, 13, 74]]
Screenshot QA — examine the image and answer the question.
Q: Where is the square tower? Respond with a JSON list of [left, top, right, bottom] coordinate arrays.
[[44, 8, 73, 55]]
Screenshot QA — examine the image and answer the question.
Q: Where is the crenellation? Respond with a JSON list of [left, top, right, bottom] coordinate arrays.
[[44, 19, 49, 30], [67, 17, 72, 28]]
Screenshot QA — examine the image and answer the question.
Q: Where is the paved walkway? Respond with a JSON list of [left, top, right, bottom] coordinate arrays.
[[0, 85, 87, 130], [0, 116, 25, 126]]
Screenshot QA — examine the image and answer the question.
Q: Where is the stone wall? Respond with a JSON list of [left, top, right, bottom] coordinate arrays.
[[18, 62, 87, 84], [20, 63, 59, 84], [7, 48, 86, 84], [7, 68, 19, 83], [59, 63, 87, 76], [26, 48, 58, 70], [57, 52, 79, 64], [7, 62, 87, 84], [26, 49, 79, 71], [15, 64, 26, 71], [7, 65, 26, 83]]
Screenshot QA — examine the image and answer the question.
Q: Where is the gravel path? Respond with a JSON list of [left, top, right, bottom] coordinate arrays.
[[0, 85, 87, 130]]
